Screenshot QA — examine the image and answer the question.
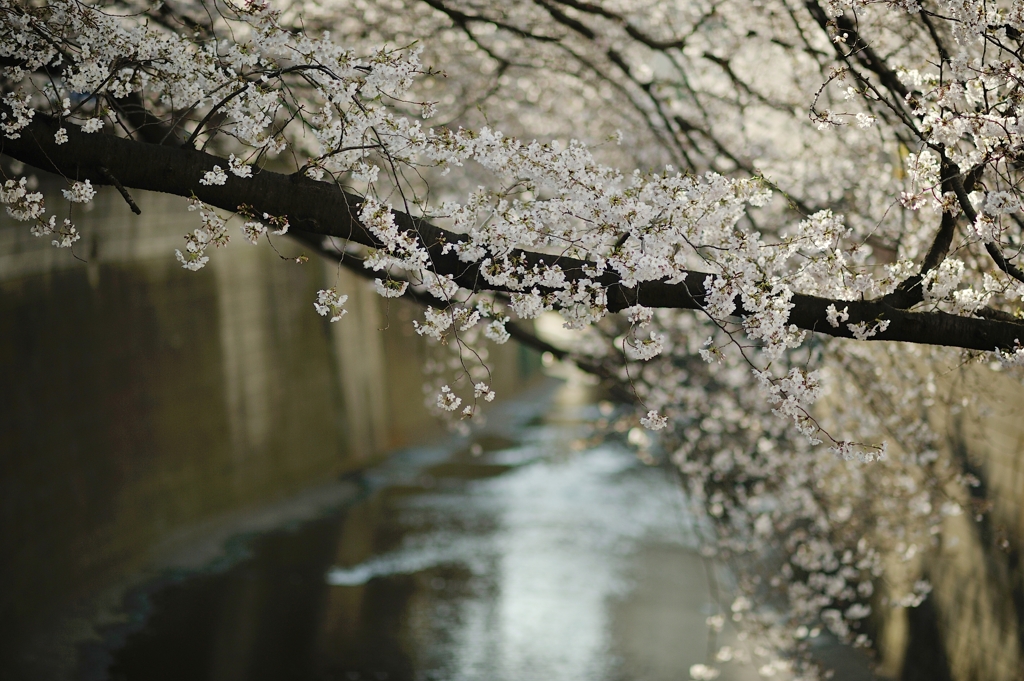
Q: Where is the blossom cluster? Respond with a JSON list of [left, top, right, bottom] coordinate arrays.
[[175, 198, 229, 271], [313, 288, 349, 322]]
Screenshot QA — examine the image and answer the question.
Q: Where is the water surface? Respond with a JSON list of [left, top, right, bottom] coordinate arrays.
[[90, 382, 751, 681]]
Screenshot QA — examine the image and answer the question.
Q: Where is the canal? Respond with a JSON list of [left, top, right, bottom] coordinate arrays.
[[7, 173, 1024, 681], [83, 380, 747, 681]]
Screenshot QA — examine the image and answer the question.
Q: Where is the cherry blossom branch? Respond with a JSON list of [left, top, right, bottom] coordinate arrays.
[[5, 115, 1024, 353], [948, 172, 1024, 284], [289, 229, 638, 401]]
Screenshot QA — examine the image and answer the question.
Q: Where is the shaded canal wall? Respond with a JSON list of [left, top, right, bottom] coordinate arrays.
[[867, 355, 1024, 681], [0, 184, 537, 674]]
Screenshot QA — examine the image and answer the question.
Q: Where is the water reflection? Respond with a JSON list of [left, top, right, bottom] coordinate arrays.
[[95, 384, 753, 681]]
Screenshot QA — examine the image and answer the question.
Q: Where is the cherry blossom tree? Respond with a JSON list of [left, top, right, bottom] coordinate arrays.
[[3, 0, 1023, 677]]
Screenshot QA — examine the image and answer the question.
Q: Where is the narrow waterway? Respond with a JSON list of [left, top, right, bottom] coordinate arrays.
[[8, 173, 1015, 681], [77, 380, 751, 681]]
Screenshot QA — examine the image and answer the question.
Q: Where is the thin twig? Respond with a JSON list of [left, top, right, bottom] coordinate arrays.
[[97, 166, 141, 215]]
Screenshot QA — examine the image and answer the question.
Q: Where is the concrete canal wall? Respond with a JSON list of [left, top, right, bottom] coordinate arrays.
[[865, 354, 1024, 681]]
